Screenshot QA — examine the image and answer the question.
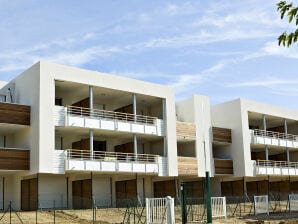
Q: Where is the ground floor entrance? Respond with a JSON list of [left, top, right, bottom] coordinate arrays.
[[21, 178, 38, 211], [72, 179, 92, 209]]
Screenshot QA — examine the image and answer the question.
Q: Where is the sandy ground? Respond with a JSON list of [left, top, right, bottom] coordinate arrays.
[[0, 208, 298, 223]]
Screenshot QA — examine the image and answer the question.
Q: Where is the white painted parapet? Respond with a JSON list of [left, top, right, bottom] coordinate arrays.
[[54, 105, 165, 136], [254, 160, 298, 176], [250, 129, 298, 149]]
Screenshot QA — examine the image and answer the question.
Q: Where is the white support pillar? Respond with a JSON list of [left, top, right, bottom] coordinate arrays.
[[263, 115, 269, 160], [89, 86, 93, 109], [262, 114, 267, 131], [90, 130, 94, 159], [133, 93, 138, 157], [284, 119, 290, 162], [89, 86, 94, 158], [162, 99, 167, 157], [133, 93, 137, 122], [133, 134, 138, 156]]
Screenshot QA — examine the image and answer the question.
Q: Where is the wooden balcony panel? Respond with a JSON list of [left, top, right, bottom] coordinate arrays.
[[212, 127, 232, 143], [176, 121, 196, 141], [178, 156, 198, 176], [214, 159, 233, 175], [0, 103, 30, 125], [0, 149, 30, 170]]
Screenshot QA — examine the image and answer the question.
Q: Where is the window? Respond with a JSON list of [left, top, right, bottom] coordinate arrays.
[[55, 98, 63, 106]]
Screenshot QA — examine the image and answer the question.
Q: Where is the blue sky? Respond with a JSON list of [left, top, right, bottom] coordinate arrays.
[[1, 0, 298, 109]]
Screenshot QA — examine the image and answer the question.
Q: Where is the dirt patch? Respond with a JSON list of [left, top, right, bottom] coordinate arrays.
[[0, 208, 297, 223]]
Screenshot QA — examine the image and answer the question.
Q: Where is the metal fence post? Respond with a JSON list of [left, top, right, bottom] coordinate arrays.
[[54, 200, 56, 224], [206, 171, 212, 224], [9, 201, 11, 224], [181, 183, 187, 224]]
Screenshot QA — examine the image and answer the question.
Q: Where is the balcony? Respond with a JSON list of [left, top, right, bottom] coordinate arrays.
[[54, 106, 165, 136], [65, 149, 166, 175], [178, 156, 198, 176], [176, 121, 196, 141], [214, 159, 233, 175], [0, 148, 30, 170], [250, 129, 298, 148], [254, 160, 298, 176], [212, 127, 232, 143], [0, 102, 30, 126]]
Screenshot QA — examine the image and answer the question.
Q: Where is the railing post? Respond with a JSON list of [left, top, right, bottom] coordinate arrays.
[[181, 183, 187, 224]]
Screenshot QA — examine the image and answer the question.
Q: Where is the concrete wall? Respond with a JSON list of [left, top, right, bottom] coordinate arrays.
[[176, 95, 213, 177], [211, 99, 249, 177], [93, 176, 112, 207], [38, 175, 67, 208]]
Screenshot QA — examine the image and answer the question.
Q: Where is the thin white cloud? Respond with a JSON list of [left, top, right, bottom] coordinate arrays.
[[225, 78, 298, 88], [224, 77, 298, 97]]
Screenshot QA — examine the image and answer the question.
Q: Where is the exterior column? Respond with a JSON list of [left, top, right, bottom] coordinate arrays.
[[263, 115, 268, 160], [89, 86, 93, 109], [262, 114, 267, 131], [132, 93, 138, 157], [89, 86, 94, 158], [162, 99, 167, 157], [133, 93, 137, 122], [284, 119, 290, 162], [133, 134, 138, 156], [90, 130, 94, 159], [265, 145, 269, 160]]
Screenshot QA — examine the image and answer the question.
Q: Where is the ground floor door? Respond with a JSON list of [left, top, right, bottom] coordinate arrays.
[[154, 180, 176, 198], [72, 179, 92, 209], [185, 180, 205, 198], [221, 180, 244, 196], [246, 180, 268, 196], [21, 178, 38, 211], [116, 179, 137, 207]]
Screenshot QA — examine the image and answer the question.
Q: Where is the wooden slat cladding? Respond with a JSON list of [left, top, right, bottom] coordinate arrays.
[[212, 127, 232, 143], [178, 156, 198, 176], [0, 149, 29, 170], [176, 121, 196, 141], [0, 102, 30, 125], [214, 159, 233, 175]]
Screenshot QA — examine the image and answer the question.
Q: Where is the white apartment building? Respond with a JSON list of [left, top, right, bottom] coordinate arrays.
[[0, 61, 297, 210]]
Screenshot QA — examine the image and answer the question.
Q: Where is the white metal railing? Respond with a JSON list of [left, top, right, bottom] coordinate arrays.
[[250, 129, 298, 141], [146, 197, 175, 224], [255, 160, 298, 169], [211, 197, 227, 218], [65, 149, 158, 163], [67, 105, 157, 125], [0, 147, 30, 151]]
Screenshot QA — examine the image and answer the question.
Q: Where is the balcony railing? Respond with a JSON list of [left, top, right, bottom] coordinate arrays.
[[64, 149, 163, 174], [254, 160, 298, 176], [65, 149, 158, 163], [0, 147, 30, 170], [250, 129, 298, 148], [251, 129, 298, 141], [67, 105, 157, 125]]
